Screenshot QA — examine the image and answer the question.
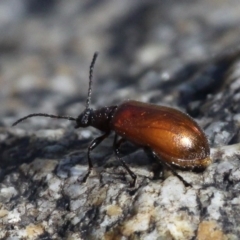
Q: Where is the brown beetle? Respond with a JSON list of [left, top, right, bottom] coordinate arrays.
[[12, 52, 211, 186]]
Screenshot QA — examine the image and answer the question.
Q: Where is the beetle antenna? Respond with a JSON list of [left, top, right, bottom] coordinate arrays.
[[12, 113, 76, 126], [85, 52, 98, 110], [12, 52, 99, 127]]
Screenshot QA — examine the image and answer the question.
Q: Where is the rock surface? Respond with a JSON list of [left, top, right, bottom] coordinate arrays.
[[1, 0, 240, 239]]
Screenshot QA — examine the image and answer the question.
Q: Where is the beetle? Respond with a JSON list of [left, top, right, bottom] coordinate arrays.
[[12, 52, 211, 186]]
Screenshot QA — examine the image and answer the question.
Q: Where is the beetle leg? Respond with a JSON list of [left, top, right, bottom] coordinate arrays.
[[145, 148, 191, 187], [144, 148, 164, 179], [81, 132, 110, 183], [113, 134, 137, 187]]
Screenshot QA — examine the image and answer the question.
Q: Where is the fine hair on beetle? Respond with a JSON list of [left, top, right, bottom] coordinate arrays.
[[13, 52, 211, 187]]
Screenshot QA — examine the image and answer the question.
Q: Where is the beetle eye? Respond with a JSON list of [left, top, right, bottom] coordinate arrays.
[[75, 109, 92, 128]]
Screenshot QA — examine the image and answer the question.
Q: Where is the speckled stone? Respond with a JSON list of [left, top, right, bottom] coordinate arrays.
[[1, 0, 240, 239]]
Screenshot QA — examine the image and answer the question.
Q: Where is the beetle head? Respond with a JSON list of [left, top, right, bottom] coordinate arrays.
[[75, 108, 93, 128]]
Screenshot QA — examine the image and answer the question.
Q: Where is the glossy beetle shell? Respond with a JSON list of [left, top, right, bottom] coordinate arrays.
[[111, 100, 211, 171]]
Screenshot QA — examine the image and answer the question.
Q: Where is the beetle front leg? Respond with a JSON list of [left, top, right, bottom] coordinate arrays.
[[81, 132, 110, 183], [113, 134, 137, 187]]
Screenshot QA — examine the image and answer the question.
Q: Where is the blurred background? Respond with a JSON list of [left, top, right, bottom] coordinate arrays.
[[1, 1, 240, 238], [0, 0, 240, 127]]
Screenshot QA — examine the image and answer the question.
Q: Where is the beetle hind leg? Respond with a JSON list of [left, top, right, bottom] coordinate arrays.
[[144, 148, 192, 187]]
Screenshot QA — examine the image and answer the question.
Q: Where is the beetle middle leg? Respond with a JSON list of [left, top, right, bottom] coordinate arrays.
[[144, 148, 191, 187], [113, 134, 137, 187], [81, 132, 110, 183]]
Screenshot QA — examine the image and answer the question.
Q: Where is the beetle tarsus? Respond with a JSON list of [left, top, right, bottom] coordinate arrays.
[[81, 170, 92, 183], [130, 175, 137, 188]]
